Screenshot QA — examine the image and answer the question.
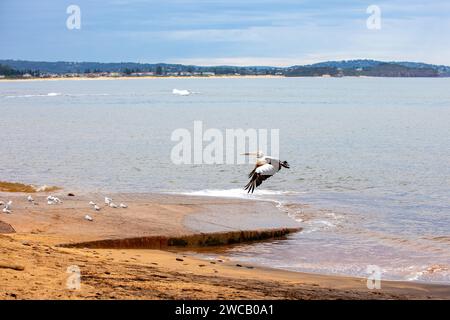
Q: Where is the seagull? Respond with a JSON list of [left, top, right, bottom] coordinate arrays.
[[120, 203, 128, 208], [242, 151, 290, 193], [2, 207, 12, 214], [84, 214, 93, 221], [94, 205, 101, 211], [105, 197, 112, 205], [3, 201, 12, 214], [89, 201, 96, 206], [27, 195, 34, 202], [109, 202, 118, 208]]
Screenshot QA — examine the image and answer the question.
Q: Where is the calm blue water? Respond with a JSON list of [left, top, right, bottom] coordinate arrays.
[[1, 77, 449, 283]]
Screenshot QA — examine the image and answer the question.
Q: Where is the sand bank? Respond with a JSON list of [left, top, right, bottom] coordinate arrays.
[[0, 191, 449, 299]]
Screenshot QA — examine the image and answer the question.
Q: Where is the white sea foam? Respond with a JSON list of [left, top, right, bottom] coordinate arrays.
[[3, 93, 109, 98], [180, 188, 297, 199]]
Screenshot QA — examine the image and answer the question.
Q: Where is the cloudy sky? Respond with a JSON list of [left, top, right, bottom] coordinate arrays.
[[1, 0, 449, 66]]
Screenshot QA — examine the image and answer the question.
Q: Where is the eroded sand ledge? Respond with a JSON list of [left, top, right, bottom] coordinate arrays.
[[58, 228, 301, 249]]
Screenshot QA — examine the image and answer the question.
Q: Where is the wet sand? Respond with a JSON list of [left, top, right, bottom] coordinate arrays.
[[1, 191, 449, 299]]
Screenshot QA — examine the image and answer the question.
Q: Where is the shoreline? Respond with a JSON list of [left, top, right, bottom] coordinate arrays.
[[1, 191, 449, 299], [0, 75, 431, 83], [0, 75, 285, 82]]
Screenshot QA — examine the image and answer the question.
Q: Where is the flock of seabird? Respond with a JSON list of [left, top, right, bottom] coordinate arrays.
[[0, 195, 128, 222]]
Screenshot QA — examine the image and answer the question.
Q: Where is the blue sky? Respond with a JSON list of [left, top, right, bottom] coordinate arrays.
[[1, 0, 449, 66]]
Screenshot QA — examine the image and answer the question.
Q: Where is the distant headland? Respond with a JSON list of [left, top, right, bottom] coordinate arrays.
[[1, 59, 450, 79]]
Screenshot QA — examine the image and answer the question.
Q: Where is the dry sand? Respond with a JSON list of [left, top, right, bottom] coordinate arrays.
[[0, 191, 449, 300]]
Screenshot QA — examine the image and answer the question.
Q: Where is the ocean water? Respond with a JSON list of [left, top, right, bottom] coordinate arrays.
[[1, 77, 449, 283]]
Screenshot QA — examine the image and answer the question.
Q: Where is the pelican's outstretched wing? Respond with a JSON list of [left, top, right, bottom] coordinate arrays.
[[244, 163, 277, 193]]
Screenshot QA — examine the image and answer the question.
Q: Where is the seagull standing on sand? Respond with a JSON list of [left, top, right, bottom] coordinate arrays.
[[3, 200, 12, 214], [105, 197, 112, 205], [27, 195, 34, 202], [109, 202, 118, 208], [242, 151, 290, 193], [172, 89, 191, 96], [94, 205, 101, 211], [47, 195, 62, 205]]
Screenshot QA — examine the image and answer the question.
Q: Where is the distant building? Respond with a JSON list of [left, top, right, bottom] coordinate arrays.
[[130, 72, 154, 76]]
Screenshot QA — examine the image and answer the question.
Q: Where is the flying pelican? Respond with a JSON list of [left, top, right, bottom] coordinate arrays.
[[242, 151, 290, 193]]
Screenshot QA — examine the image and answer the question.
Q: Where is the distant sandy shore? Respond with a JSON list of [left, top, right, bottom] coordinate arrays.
[[1, 191, 449, 300], [0, 75, 284, 83]]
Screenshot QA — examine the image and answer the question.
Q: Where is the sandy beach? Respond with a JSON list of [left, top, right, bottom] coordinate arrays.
[[1, 190, 449, 300], [0, 75, 285, 83]]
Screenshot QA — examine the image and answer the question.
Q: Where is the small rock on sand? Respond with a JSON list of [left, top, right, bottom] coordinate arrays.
[[0, 263, 25, 271], [176, 258, 184, 262]]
